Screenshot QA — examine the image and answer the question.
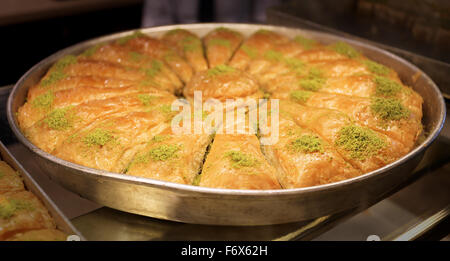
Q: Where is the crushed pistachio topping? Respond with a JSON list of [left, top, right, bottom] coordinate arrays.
[[141, 60, 163, 78], [335, 125, 386, 160], [225, 151, 259, 168], [263, 50, 305, 74], [159, 104, 172, 114], [82, 44, 103, 57], [151, 135, 169, 143], [0, 170, 4, 178], [43, 107, 74, 130], [288, 135, 324, 153], [192, 175, 201, 186], [207, 64, 236, 77], [293, 35, 317, 50], [371, 97, 410, 121], [284, 57, 305, 74], [135, 144, 180, 163], [159, 104, 177, 120], [83, 128, 115, 147], [32, 91, 54, 110], [0, 198, 33, 219], [137, 94, 157, 106], [264, 50, 284, 62], [290, 90, 312, 103], [117, 30, 145, 45], [139, 79, 159, 88], [299, 67, 326, 91], [241, 44, 258, 59], [208, 38, 231, 48], [181, 36, 202, 52], [363, 59, 390, 75], [129, 51, 144, 62], [330, 41, 360, 58], [41, 55, 77, 87], [374, 76, 402, 97]]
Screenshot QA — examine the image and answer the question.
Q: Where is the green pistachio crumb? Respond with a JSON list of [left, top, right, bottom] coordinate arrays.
[[43, 107, 74, 130], [129, 51, 144, 62], [136, 144, 180, 162], [293, 35, 317, 50], [82, 44, 103, 57], [264, 50, 283, 61], [208, 38, 231, 48], [335, 125, 386, 160], [41, 55, 77, 87], [181, 36, 202, 52], [225, 151, 259, 168], [151, 135, 169, 143], [117, 30, 145, 45], [32, 91, 54, 110], [299, 67, 326, 91], [288, 135, 324, 153], [374, 76, 402, 97], [241, 44, 258, 59], [363, 59, 390, 75], [0, 199, 33, 219], [159, 104, 172, 114], [290, 90, 312, 103], [192, 175, 201, 186], [371, 97, 410, 121], [142, 60, 163, 78], [137, 94, 157, 106], [207, 64, 236, 77], [330, 41, 360, 58], [83, 128, 115, 147]]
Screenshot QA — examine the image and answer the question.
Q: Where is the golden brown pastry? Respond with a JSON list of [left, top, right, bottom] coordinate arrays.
[[199, 134, 281, 190], [264, 67, 422, 119], [37, 56, 175, 92], [16, 27, 425, 190], [126, 127, 212, 185], [53, 104, 175, 173], [18, 84, 170, 130], [229, 29, 290, 70], [83, 43, 182, 92], [27, 75, 135, 102], [203, 27, 243, 67], [276, 90, 422, 150], [245, 35, 317, 77], [0, 191, 55, 240], [183, 65, 263, 109], [117, 30, 194, 84], [279, 100, 409, 173], [24, 92, 175, 153], [6, 229, 67, 241], [0, 161, 24, 194], [261, 114, 361, 188], [162, 29, 208, 72]]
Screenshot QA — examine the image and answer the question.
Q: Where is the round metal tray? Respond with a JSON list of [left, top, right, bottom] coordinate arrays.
[[7, 23, 446, 225]]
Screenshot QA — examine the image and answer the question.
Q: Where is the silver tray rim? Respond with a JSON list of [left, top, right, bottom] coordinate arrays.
[[6, 22, 446, 198], [0, 140, 85, 240]]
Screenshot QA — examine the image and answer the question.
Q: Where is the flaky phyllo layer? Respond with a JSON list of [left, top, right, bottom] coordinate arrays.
[[17, 28, 423, 189]]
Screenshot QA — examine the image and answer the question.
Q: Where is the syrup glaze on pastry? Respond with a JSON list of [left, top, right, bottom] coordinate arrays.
[[17, 28, 423, 190]]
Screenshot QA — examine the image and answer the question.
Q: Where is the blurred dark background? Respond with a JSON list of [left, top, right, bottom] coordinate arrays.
[[0, 0, 449, 86], [0, 0, 283, 86]]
